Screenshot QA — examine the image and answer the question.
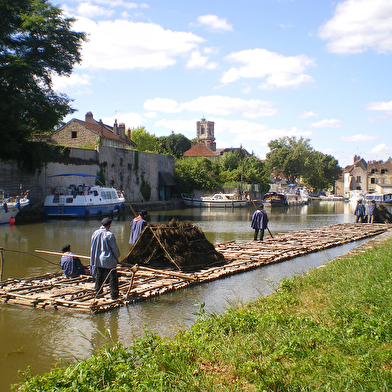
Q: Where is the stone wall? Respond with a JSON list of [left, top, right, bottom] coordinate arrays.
[[0, 146, 175, 205]]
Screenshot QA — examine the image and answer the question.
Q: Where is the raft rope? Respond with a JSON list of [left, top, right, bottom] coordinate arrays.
[[0, 248, 59, 266]]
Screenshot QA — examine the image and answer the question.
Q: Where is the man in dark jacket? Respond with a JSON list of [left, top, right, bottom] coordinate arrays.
[[251, 204, 269, 241]]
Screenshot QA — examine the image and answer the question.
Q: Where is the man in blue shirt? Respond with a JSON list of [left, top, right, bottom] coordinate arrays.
[[59, 244, 88, 278], [129, 210, 148, 244], [90, 217, 121, 300]]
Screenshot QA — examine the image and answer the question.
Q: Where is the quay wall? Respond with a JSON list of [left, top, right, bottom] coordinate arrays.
[[0, 146, 175, 206]]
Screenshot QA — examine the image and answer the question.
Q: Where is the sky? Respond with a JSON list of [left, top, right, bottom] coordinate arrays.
[[53, 0, 392, 168]]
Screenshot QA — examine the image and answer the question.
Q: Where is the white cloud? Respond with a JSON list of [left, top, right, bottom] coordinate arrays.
[[102, 112, 144, 128], [180, 96, 276, 118], [74, 17, 204, 70], [197, 14, 233, 31], [299, 111, 319, 119], [310, 119, 342, 128], [221, 49, 315, 88], [76, 2, 112, 17], [366, 100, 392, 113], [340, 133, 379, 142], [143, 95, 276, 118], [318, 0, 392, 54], [52, 72, 93, 94], [367, 143, 392, 156], [186, 51, 218, 69], [144, 112, 157, 118], [144, 98, 180, 113]]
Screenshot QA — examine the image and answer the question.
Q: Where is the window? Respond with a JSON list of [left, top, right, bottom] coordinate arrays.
[[356, 176, 361, 183], [371, 178, 376, 184], [71, 131, 77, 138], [381, 169, 386, 174], [371, 169, 376, 174]]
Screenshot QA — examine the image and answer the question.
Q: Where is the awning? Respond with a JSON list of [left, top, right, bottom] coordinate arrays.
[[158, 172, 176, 186]]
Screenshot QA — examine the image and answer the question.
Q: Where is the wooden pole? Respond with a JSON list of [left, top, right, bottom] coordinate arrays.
[[35, 249, 90, 260], [0, 247, 4, 281], [112, 177, 137, 217]]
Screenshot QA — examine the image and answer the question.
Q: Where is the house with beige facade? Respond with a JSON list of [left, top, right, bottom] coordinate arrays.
[[342, 155, 392, 196], [50, 111, 136, 150]]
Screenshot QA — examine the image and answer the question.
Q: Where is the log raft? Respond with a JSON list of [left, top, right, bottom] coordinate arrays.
[[0, 223, 390, 314]]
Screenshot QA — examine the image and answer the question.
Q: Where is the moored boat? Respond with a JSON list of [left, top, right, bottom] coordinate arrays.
[[181, 193, 247, 208], [262, 192, 288, 207], [44, 174, 125, 218], [0, 189, 29, 224]]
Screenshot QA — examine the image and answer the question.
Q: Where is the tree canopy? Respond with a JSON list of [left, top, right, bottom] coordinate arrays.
[[158, 133, 191, 158], [174, 157, 222, 192], [266, 136, 341, 190], [0, 0, 87, 160], [129, 127, 160, 153], [266, 137, 313, 184]]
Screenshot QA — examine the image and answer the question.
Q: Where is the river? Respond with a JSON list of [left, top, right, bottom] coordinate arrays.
[[0, 200, 385, 390]]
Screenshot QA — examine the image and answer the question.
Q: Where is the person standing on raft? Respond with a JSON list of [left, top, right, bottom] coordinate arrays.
[[251, 204, 269, 241], [90, 217, 121, 300], [354, 199, 366, 223], [129, 210, 148, 244]]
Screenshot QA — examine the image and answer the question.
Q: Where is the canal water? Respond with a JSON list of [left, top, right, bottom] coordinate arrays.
[[0, 201, 383, 389]]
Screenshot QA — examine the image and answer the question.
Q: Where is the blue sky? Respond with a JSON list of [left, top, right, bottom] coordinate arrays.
[[54, 0, 392, 167]]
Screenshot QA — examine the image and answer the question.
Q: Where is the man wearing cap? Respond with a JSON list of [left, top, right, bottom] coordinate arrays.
[[251, 204, 269, 241], [90, 217, 121, 299], [129, 210, 148, 244], [59, 244, 89, 278]]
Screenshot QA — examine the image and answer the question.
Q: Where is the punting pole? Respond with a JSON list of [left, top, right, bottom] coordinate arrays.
[[0, 247, 4, 281], [112, 177, 137, 217], [35, 249, 90, 260]]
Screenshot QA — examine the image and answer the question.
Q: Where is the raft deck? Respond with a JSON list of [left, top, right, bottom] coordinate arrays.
[[0, 223, 390, 313]]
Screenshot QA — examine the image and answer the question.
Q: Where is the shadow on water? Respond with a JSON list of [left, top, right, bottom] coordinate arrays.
[[0, 201, 389, 389]]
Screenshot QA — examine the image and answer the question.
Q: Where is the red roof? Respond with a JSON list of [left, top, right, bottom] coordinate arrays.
[[183, 143, 217, 157]]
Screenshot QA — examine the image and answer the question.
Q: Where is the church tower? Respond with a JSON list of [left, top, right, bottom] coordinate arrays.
[[196, 118, 216, 151]]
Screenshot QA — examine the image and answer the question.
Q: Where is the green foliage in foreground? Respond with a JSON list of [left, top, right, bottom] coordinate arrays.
[[14, 239, 392, 391]]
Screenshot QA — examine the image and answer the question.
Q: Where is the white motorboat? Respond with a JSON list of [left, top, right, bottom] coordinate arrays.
[[181, 193, 247, 208], [44, 174, 125, 218], [0, 190, 29, 224]]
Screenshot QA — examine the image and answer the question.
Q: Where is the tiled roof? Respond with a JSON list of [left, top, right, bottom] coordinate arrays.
[[183, 143, 218, 157], [72, 119, 136, 146]]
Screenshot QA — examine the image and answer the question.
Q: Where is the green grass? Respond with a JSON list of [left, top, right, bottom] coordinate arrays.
[[13, 238, 392, 391]]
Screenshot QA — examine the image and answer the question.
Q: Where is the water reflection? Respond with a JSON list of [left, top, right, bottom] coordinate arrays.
[[0, 201, 389, 389]]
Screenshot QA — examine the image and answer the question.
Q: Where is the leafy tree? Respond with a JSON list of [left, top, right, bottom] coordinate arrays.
[[174, 157, 222, 192], [302, 151, 341, 190], [158, 133, 191, 158], [266, 137, 313, 184], [129, 127, 160, 153], [219, 149, 270, 185], [0, 0, 86, 160]]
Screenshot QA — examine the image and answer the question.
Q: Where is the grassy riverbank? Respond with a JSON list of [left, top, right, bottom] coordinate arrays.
[[13, 236, 392, 391]]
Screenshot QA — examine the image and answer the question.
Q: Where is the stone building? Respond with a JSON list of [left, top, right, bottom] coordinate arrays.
[[50, 111, 136, 150], [196, 118, 216, 151], [367, 158, 392, 194]]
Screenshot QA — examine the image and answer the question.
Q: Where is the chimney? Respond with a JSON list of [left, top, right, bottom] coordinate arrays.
[[127, 128, 131, 140], [99, 119, 104, 134], [113, 119, 118, 135], [85, 111, 94, 123], [118, 123, 126, 139]]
